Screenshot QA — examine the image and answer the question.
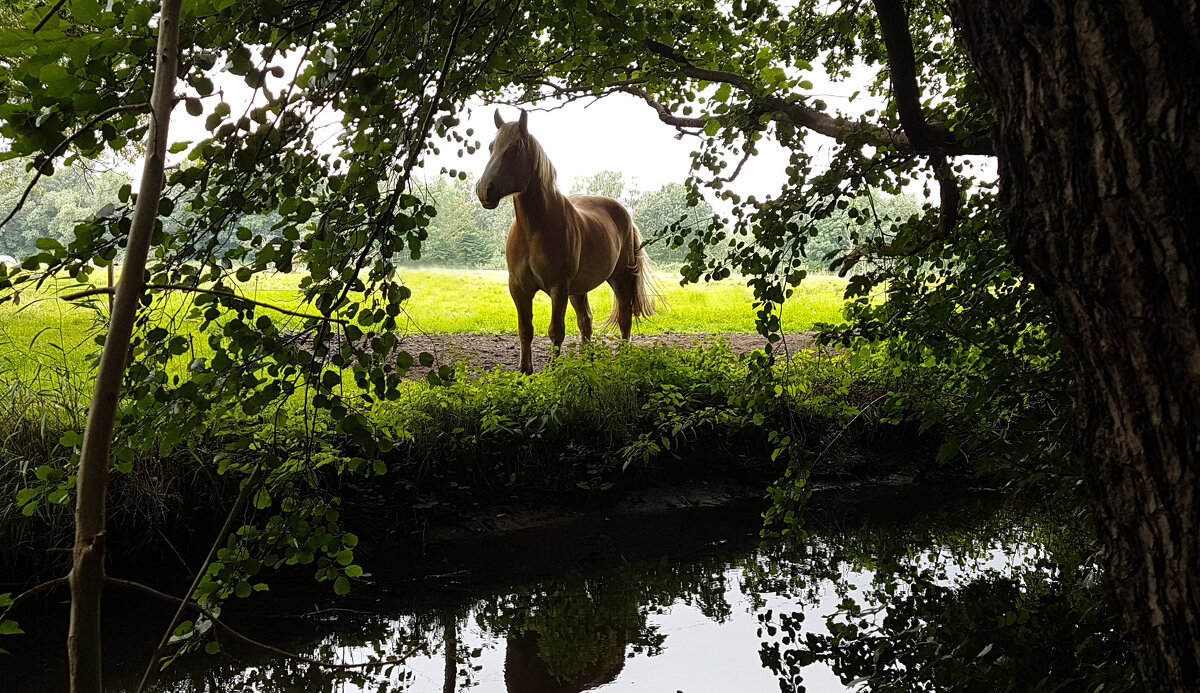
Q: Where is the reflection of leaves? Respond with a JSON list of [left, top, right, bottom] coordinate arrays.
[[755, 507, 1139, 692]]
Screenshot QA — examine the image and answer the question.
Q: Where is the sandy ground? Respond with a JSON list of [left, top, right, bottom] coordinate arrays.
[[390, 331, 823, 379]]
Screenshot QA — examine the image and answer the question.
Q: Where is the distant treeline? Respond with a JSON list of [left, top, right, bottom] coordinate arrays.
[[0, 163, 919, 272]]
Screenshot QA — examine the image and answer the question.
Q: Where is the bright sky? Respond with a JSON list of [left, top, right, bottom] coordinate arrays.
[[432, 72, 889, 205], [164, 56, 893, 212]]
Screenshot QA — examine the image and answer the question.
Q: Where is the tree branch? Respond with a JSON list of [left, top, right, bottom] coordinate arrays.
[[0, 103, 152, 231], [0, 577, 70, 625], [871, 0, 950, 149], [33, 0, 68, 32], [871, 0, 963, 238], [106, 577, 423, 671], [135, 481, 257, 693], [644, 39, 758, 94], [631, 17, 993, 157], [62, 284, 348, 324], [614, 85, 706, 129]]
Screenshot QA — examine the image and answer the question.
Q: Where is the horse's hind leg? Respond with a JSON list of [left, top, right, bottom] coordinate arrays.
[[547, 286, 570, 356], [570, 293, 593, 344], [509, 283, 535, 374], [608, 276, 635, 340]]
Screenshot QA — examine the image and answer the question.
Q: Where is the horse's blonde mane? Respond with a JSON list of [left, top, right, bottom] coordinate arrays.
[[494, 123, 558, 194]]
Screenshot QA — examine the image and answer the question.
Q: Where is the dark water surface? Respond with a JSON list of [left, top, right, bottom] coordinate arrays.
[[1, 485, 1077, 692]]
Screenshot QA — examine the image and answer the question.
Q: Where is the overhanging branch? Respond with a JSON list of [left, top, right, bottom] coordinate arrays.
[[632, 18, 992, 157], [871, 0, 952, 149], [63, 284, 348, 324]]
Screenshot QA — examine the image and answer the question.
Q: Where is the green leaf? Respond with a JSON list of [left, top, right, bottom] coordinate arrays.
[[72, 0, 103, 24], [205, 641, 221, 655], [253, 488, 272, 509], [192, 76, 214, 96], [333, 576, 350, 595], [59, 430, 83, 447], [0, 620, 23, 635], [703, 118, 721, 137]]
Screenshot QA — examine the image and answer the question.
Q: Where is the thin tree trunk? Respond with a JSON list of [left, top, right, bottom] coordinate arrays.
[[68, 1, 183, 691], [948, 1, 1200, 689]]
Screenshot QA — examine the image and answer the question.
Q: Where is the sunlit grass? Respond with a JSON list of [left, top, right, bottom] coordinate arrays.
[[388, 267, 847, 335], [0, 268, 848, 384]]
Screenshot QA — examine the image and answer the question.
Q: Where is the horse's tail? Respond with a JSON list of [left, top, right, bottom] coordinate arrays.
[[630, 233, 658, 319], [608, 221, 659, 328]]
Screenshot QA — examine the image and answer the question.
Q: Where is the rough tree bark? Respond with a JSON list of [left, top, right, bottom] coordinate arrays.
[[947, 1, 1200, 689], [68, 0, 182, 691]]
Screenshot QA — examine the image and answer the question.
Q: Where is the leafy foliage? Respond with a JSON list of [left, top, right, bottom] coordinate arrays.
[[757, 509, 1137, 692]]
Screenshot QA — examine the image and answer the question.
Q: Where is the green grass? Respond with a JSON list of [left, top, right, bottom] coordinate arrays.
[[388, 267, 847, 334], [0, 268, 848, 384]]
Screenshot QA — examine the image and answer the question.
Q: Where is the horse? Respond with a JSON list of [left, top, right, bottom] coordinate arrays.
[[475, 110, 656, 374]]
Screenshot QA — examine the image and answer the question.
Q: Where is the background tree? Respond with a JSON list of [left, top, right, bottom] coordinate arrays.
[[569, 169, 630, 202], [629, 181, 715, 265], [419, 177, 505, 268], [0, 163, 130, 258]]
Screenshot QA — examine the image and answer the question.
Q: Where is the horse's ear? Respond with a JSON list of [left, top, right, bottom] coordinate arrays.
[[518, 110, 529, 137], [494, 109, 505, 129]]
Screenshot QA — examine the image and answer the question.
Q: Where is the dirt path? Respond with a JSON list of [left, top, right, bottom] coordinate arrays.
[[392, 332, 822, 379]]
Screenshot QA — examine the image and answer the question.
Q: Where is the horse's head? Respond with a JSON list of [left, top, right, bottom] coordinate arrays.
[[476, 109, 535, 209]]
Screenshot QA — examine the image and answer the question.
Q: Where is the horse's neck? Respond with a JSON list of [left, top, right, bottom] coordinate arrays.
[[513, 184, 569, 234]]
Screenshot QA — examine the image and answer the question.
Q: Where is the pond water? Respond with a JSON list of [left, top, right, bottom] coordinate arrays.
[[2, 485, 1129, 692]]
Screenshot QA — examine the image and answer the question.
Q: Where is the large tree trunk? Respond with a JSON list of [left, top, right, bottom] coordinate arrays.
[[948, 1, 1200, 689]]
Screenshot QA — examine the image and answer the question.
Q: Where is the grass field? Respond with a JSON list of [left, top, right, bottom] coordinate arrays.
[[0, 268, 849, 384]]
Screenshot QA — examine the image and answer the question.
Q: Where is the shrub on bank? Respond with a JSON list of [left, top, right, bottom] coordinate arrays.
[[0, 340, 914, 581]]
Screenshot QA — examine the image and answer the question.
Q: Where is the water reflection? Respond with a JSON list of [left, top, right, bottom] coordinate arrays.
[[1, 487, 1136, 692]]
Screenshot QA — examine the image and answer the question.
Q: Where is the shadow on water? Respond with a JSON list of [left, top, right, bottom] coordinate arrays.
[[0, 485, 1137, 692]]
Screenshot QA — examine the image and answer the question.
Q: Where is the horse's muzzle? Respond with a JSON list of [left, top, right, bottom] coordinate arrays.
[[476, 180, 498, 209]]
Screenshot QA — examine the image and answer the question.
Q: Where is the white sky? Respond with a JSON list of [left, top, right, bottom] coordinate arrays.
[[164, 57, 894, 212], [429, 71, 890, 204], [158, 50, 999, 224]]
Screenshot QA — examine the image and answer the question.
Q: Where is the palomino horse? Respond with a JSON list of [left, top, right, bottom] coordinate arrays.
[[476, 110, 656, 374]]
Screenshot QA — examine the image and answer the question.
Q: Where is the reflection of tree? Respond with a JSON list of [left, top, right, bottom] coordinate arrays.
[[482, 576, 654, 692], [753, 507, 1138, 692], [443, 610, 458, 693], [476, 533, 743, 692], [505, 630, 627, 693]]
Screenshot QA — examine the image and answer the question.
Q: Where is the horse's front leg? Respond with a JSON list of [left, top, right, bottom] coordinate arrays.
[[547, 286, 571, 359], [509, 283, 535, 374]]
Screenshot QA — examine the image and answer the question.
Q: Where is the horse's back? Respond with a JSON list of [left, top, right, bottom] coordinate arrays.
[[568, 195, 634, 230]]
